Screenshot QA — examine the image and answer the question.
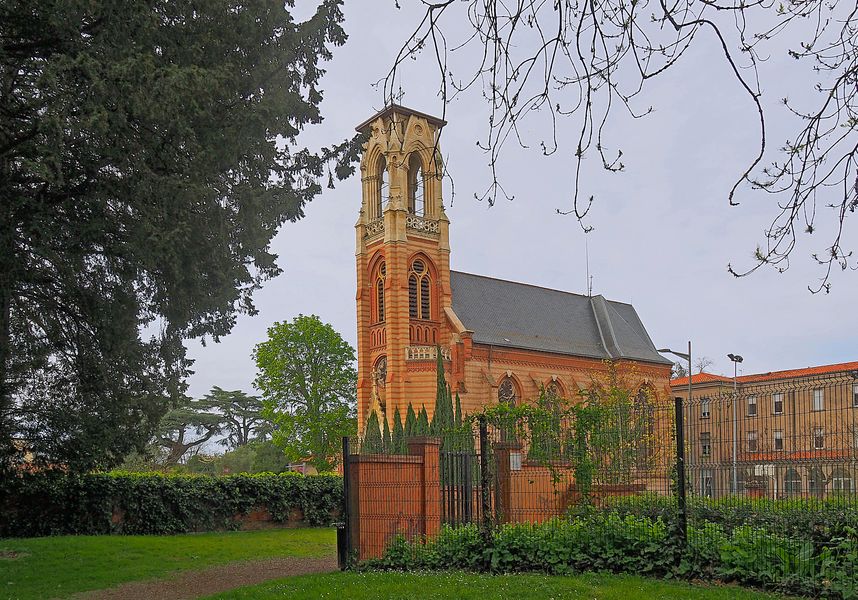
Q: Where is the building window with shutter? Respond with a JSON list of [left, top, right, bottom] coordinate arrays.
[[814, 428, 825, 450], [773, 430, 784, 451], [813, 388, 824, 411], [773, 393, 784, 415], [701, 432, 711, 457], [700, 397, 710, 419], [747, 430, 758, 452]]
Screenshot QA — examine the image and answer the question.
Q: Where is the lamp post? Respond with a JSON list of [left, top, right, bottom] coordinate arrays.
[[727, 353, 743, 495], [658, 341, 693, 414], [657, 341, 692, 546]]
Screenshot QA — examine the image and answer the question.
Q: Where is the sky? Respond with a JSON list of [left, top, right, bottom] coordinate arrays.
[[185, 2, 857, 402]]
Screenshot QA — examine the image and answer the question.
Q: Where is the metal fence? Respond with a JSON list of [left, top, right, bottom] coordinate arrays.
[[343, 374, 858, 594]]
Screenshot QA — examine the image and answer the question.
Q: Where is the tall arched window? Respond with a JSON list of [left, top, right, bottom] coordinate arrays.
[[634, 386, 655, 469], [374, 156, 388, 219], [374, 261, 386, 323], [407, 152, 424, 216], [498, 377, 518, 406], [784, 468, 802, 496], [408, 259, 431, 320], [546, 380, 563, 399]]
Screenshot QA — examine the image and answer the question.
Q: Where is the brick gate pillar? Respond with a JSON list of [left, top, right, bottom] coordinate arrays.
[[408, 436, 442, 538]]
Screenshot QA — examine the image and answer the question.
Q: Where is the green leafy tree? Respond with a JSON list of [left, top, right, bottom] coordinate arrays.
[[253, 314, 357, 470], [155, 397, 222, 466], [204, 387, 269, 450], [0, 0, 359, 471]]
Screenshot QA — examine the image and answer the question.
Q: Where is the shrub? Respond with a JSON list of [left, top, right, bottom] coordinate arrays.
[[365, 514, 858, 599], [0, 471, 342, 537]]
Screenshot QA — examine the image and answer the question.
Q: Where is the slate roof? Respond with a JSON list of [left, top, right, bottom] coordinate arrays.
[[449, 271, 672, 366]]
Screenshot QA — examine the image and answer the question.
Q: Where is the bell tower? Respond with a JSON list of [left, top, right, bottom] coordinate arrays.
[[354, 105, 452, 430]]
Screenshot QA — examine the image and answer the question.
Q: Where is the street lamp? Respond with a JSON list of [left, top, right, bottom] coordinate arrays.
[[657, 341, 693, 409], [657, 341, 692, 542], [727, 353, 743, 495]]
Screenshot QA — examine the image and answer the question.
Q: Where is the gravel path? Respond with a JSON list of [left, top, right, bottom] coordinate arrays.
[[69, 555, 338, 600]]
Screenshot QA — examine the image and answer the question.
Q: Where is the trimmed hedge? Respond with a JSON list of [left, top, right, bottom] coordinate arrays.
[[367, 515, 858, 598], [0, 471, 343, 537]]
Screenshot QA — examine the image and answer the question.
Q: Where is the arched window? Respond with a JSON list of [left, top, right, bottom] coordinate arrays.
[[408, 259, 431, 320], [498, 377, 518, 406], [634, 387, 656, 469], [407, 152, 424, 216], [546, 380, 563, 399], [784, 468, 802, 496], [809, 466, 826, 498], [374, 156, 388, 219], [374, 261, 386, 323], [373, 355, 387, 389]]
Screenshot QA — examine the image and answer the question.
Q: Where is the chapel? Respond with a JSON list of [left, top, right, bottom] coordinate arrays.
[[354, 104, 672, 429]]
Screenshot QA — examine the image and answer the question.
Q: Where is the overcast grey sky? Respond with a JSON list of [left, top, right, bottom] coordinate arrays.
[[185, 2, 857, 401]]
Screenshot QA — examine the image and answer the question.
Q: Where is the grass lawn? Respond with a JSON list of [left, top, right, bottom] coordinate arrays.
[[203, 571, 790, 600], [0, 527, 334, 600]]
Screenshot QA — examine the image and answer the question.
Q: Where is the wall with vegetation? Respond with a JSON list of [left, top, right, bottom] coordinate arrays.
[[0, 471, 342, 537]]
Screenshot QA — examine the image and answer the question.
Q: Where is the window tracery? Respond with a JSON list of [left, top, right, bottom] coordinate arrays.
[[374, 261, 386, 323], [408, 259, 431, 320], [498, 377, 518, 406]]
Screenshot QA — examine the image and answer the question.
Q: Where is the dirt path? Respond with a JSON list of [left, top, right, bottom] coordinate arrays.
[[69, 555, 338, 600]]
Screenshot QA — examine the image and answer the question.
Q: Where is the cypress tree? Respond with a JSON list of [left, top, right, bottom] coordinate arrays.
[[431, 348, 454, 436], [417, 406, 430, 435], [405, 403, 417, 438], [382, 413, 392, 453], [454, 392, 463, 427], [392, 407, 405, 454], [363, 410, 383, 454]]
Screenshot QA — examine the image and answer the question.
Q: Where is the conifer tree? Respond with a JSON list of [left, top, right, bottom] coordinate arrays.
[[392, 407, 405, 454], [362, 410, 383, 454], [405, 403, 417, 438], [382, 413, 392, 453], [417, 406, 430, 435], [454, 392, 463, 427]]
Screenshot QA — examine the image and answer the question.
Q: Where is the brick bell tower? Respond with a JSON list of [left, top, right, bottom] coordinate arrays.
[[354, 105, 452, 431]]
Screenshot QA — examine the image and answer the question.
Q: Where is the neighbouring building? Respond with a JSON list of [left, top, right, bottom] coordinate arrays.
[[672, 362, 858, 499], [353, 104, 673, 431]]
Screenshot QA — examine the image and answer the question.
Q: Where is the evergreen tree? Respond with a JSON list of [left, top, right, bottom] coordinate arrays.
[[405, 403, 417, 437], [0, 0, 358, 471], [362, 410, 383, 454], [454, 392, 463, 427], [417, 406, 430, 435], [392, 407, 405, 454], [382, 413, 392, 453], [431, 349, 454, 434]]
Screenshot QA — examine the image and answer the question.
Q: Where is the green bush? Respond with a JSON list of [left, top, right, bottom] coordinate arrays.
[[0, 471, 342, 537], [603, 493, 858, 548], [366, 515, 858, 598]]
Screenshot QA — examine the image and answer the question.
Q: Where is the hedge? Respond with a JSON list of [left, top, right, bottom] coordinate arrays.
[[0, 471, 343, 537], [367, 515, 858, 599]]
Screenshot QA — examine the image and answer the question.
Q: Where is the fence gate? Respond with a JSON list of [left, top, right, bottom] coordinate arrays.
[[440, 450, 481, 526]]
